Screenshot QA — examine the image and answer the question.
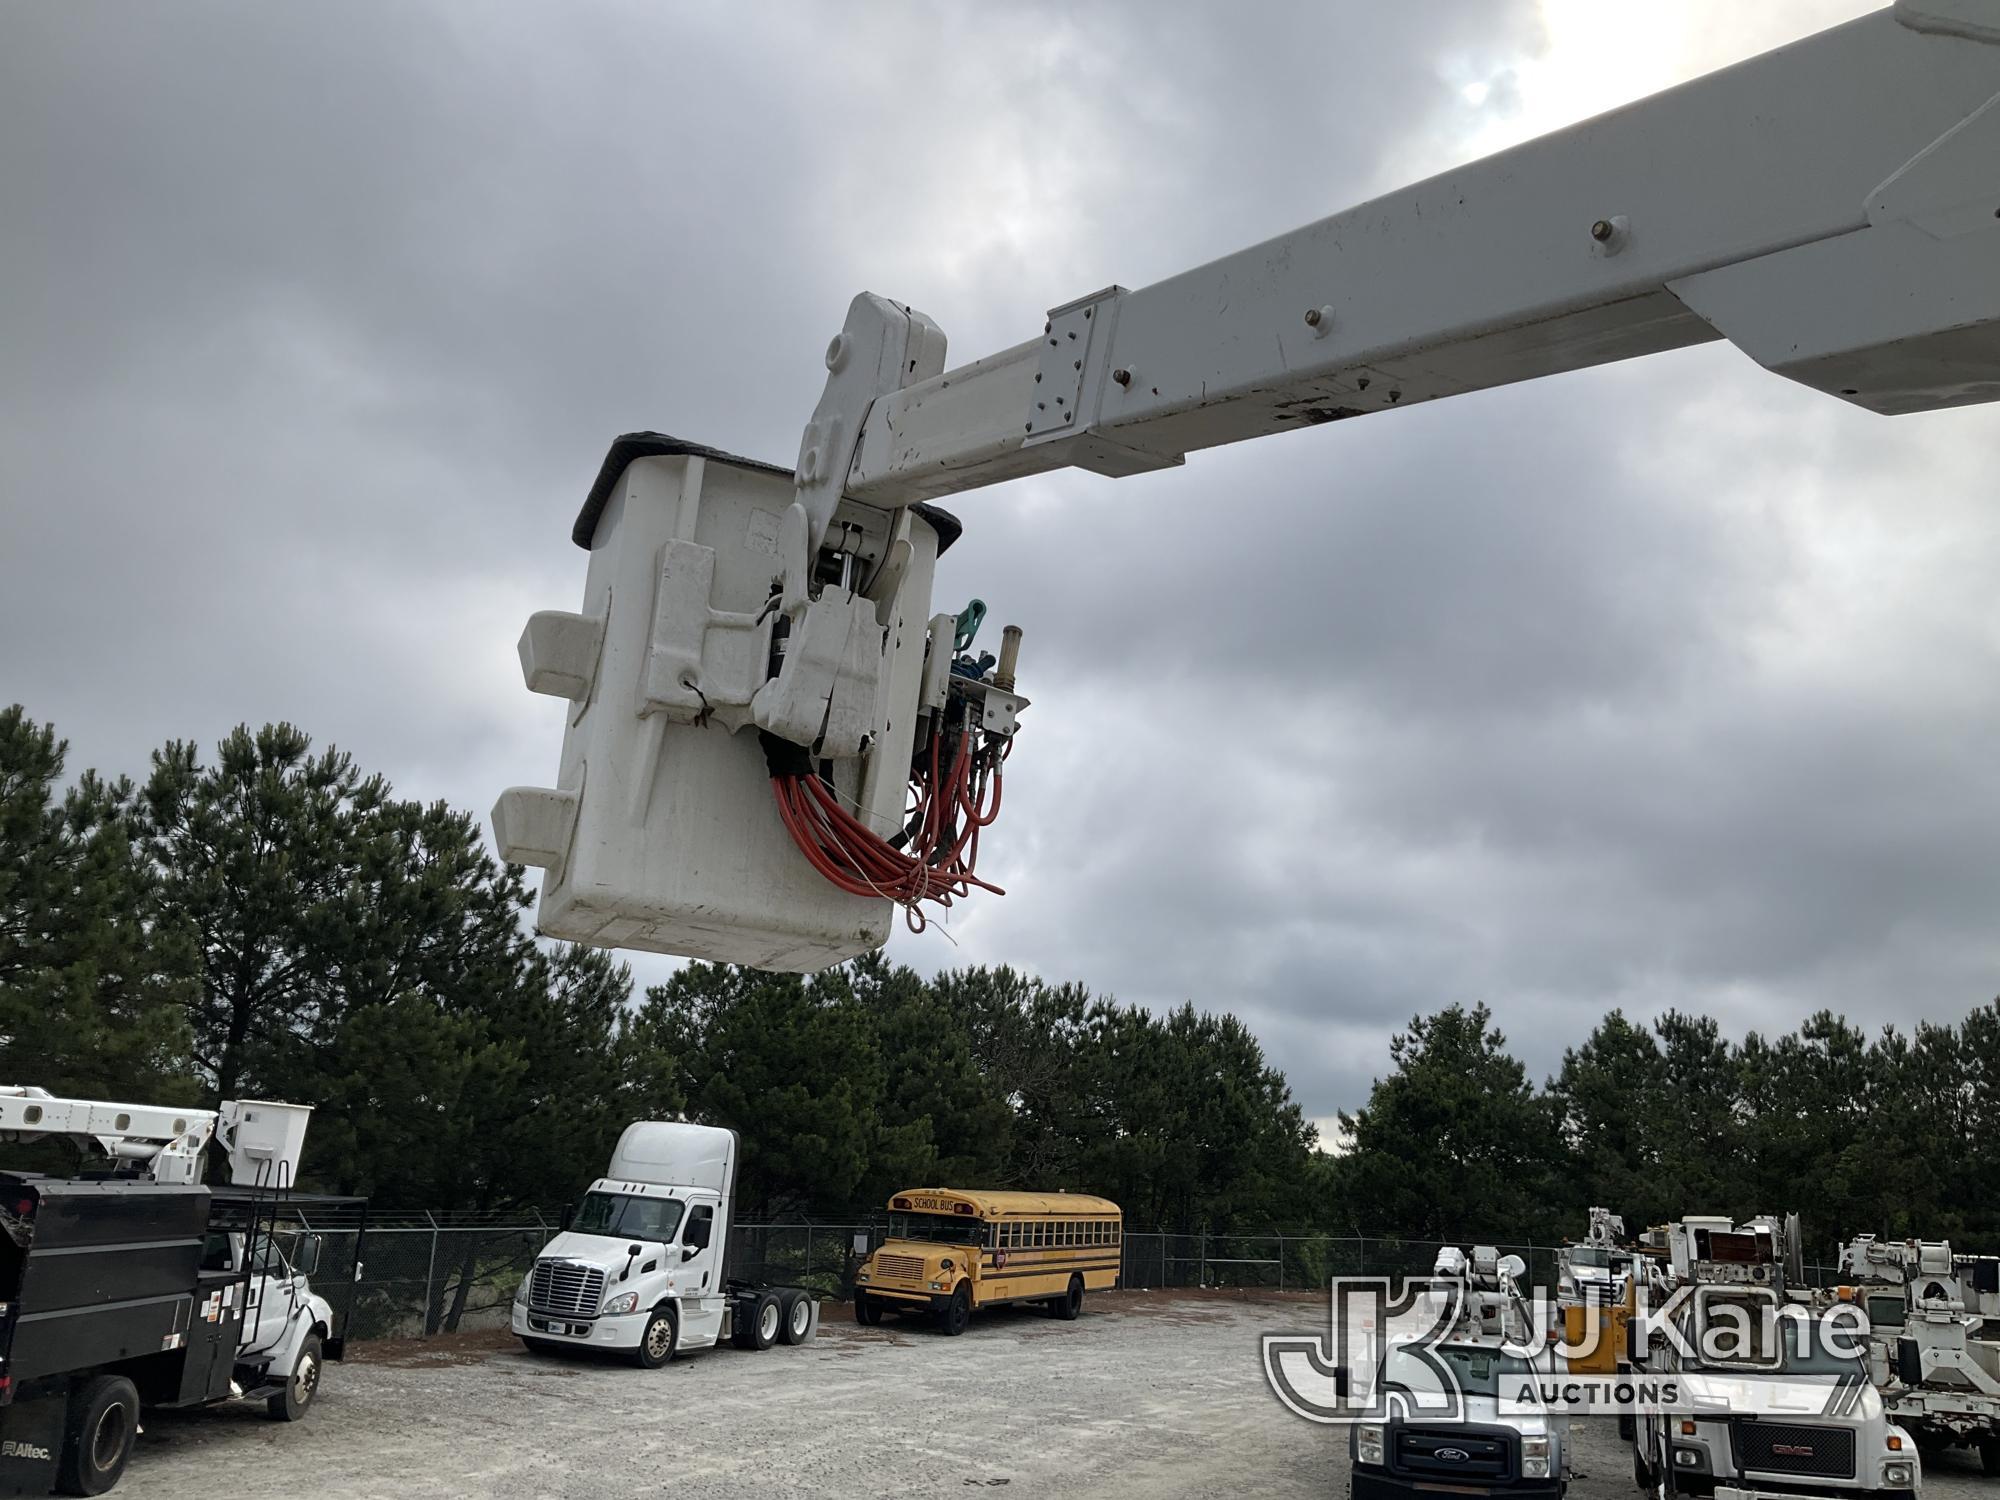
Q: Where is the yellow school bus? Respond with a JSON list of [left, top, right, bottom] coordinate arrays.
[[852, 1188, 1122, 1335]]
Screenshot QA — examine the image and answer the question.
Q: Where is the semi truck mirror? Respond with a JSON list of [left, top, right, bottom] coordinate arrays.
[[1896, 1337, 1922, 1386], [560, 1204, 574, 1232], [682, 1244, 700, 1261], [296, 1234, 323, 1277]]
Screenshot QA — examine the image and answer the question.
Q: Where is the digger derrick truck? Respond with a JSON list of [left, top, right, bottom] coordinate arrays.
[[494, 2, 2000, 975], [0, 1087, 364, 1498], [1831, 1235, 2000, 1471], [1631, 1216, 1919, 1500]]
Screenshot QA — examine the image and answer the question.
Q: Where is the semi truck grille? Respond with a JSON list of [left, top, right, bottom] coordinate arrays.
[[875, 1254, 926, 1282], [1394, 1426, 1513, 1480], [1733, 1422, 1856, 1480], [529, 1259, 605, 1318]]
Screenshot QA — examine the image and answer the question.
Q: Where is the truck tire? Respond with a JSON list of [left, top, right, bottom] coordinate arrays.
[[853, 1292, 882, 1326], [778, 1289, 816, 1345], [1050, 1275, 1084, 1321], [938, 1282, 972, 1337], [633, 1306, 679, 1369], [267, 1332, 324, 1421], [751, 1291, 782, 1349], [57, 1375, 138, 1497]]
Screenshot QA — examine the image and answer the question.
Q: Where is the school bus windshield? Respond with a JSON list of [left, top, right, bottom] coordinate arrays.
[[888, 1213, 985, 1245]]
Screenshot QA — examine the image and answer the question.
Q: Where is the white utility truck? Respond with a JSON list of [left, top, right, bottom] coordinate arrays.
[[496, 3, 2000, 976], [1351, 1245, 1571, 1500], [513, 1122, 817, 1367], [1557, 1208, 1631, 1314], [1632, 1216, 1919, 1500], [1833, 1235, 2000, 1472], [0, 1086, 359, 1498]]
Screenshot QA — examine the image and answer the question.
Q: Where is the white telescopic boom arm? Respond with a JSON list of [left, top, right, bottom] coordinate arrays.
[[790, 2, 2000, 537]]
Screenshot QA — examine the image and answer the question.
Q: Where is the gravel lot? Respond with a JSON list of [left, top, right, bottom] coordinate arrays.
[[116, 1291, 2000, 1500]]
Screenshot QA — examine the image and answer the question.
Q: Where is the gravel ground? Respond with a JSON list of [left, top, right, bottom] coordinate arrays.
[[115, 1291, 2000, 1500]]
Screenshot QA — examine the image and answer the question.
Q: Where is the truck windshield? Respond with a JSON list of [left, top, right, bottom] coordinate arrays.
[[573, 1191, 683, 1242], [1383, 1343, 1538, 1400], [888, 1213, 984, 1245], [1569, 1247, 1611, 1269]]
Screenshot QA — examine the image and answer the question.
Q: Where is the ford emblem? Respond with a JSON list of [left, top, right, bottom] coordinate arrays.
[[1435, 1448, 1470, 1463]]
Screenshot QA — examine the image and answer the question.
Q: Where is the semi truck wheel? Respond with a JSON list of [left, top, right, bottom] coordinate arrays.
[[267, 1333, 323, 1421], [633, 1307, 679, 1369], [938, 1283, 972, 1337], [1051, 1275, 1084, 1321], [779, 1289, 816, 1345], [751, 1291, 782, 1349], [56, 1375, 138, 1497], [853, 1292, 882, 1326]]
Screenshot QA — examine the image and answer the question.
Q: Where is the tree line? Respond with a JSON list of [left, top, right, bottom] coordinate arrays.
[[5, 704, 1992, 1251]]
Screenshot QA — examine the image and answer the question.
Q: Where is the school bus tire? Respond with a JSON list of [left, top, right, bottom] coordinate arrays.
[[853, 1291, 883, 1326], [1050, 1274, 1084, 1321], [938, 1282, 972, 1336]]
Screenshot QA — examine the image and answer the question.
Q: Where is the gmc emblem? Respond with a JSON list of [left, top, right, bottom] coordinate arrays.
[[1772, 1444, 1815, 1457]]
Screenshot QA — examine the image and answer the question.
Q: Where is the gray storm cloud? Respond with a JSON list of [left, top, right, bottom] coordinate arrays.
[[5, 1, 1996, 1120]]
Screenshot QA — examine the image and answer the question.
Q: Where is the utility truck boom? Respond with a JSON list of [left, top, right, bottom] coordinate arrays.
[[496, 2, 2000, 971]]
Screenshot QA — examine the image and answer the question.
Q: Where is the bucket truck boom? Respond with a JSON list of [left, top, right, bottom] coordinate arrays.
[[495, 1, 2000, 971]]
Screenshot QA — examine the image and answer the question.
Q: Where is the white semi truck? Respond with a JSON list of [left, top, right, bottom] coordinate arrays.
[[0, 1086, 360, 1497], [1833, 1235, 2000, 1472], [513, 1122, 818, 1367], [1632, 1216, 1919, 1500]]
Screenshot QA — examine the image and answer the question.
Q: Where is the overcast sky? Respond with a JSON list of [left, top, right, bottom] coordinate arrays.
[[7, 0, 1996, 1136]]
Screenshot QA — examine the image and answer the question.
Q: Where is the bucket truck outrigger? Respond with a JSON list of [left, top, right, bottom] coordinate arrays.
[[0, 1087, 364, 1498], [494, 2, 2000, 975]]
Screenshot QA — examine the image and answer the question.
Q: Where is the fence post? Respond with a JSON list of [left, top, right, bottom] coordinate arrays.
[[805, 1225, 814, 1286], [423, 1212, 439, 1338], [1199, 1230, 1207, 1289], [1278, 1233, 1285, 1294]]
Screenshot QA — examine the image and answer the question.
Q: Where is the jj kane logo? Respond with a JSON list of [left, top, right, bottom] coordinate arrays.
[[1261, 1276, 1871, 1425]]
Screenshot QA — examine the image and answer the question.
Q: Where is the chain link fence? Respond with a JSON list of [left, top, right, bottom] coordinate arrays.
[[303, 1215, 1683, 1341]]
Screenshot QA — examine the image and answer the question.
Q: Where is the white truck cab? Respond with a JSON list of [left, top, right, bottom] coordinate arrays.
[[513, 1121, 817, 1367]]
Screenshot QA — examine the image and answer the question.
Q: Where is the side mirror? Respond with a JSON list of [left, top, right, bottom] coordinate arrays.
[[560, 1203, 575, 1232], [682, 1243, 700, 1261], [1628, 1317, 1651, 1368], [1896, 1337, 1923, 1386], [295, 1234, 323, 1278]]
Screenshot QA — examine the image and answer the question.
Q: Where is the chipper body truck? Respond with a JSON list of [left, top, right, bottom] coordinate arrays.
[[0, 1086, 361, 1497]]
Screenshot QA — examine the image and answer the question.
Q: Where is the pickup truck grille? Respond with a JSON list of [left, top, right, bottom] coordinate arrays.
[[529, 1259, 605, 1318], [874, 1253, 926, 1283], [1733, 1421, 1856, 1480], [1393, 1426, 1513, 1481]]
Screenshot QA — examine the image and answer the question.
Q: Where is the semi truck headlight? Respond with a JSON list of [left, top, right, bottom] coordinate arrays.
[[1883, 1460, 1915, 1487], [514, 1279, 529, 1306], [1523, 1435, 1550, 1478], [1357, 1423, 1384, 1466], [601, 1291, 640, 1316]]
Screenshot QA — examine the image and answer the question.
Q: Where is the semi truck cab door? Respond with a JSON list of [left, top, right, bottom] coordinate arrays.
[[677, 1201, 726, 1345]]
